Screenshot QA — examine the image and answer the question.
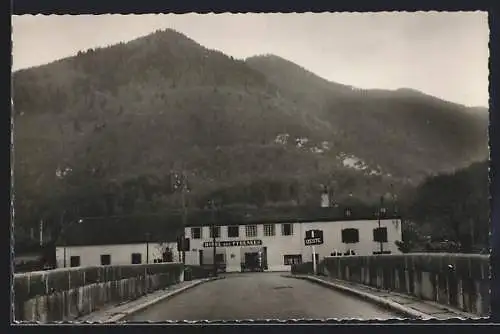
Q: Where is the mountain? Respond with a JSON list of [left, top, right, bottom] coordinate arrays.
[[12, 29, 489, 240], [246, 55, 488, 177]]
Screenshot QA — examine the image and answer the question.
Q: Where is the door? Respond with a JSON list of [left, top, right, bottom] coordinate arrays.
[[262, 247, 268, 270], [215, 253, 226, 272], [245, 252, 259, 271], [199, 250, 204, 266], [70, 256, 80, 267]]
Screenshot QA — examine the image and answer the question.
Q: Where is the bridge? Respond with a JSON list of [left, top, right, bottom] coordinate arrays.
[[13, 253, 489, 322]]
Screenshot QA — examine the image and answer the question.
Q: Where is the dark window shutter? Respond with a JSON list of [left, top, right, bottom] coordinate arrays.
[[342, 228, 359, 244], [373, 227, 388, 242]]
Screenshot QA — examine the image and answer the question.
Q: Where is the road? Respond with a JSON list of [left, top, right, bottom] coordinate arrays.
[[125, 273, 403, 321]]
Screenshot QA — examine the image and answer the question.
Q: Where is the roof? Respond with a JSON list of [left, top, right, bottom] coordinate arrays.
[[184, 206, 400, 227], [57, 215, 184, 247], [57, 206, 401, 246]]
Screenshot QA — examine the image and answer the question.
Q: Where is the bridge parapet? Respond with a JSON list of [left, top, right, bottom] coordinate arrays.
[[316, 253, 490, 316], [13, 263, 210, 322]]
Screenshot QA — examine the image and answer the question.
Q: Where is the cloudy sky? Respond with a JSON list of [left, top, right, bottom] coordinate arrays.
[[12, 12, 489, 107]]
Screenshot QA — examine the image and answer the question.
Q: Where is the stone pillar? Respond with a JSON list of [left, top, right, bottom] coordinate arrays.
[[405, 270, 410, 294], [179, 266, 185, 282], [394, 269, 400, 290], [413, 271, 421, 297]]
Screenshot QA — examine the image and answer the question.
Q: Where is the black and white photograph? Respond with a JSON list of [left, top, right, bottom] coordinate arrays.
[[11, 12, 490, 323]]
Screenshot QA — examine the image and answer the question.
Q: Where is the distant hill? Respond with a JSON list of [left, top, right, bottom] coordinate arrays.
[[12, 29, 489, 240], [246, 55, 488, 178]]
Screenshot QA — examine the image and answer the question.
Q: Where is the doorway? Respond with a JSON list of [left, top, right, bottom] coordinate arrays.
[[241, 247, 267, 272], [199, 250, 204, 266]]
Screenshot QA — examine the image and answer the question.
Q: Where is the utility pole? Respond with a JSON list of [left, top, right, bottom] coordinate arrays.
[[146, 232, 150, 264], [63, 240, 67, 268], [210, 199, 217, 277], [378, 195, 385, 254], [180, 171, 187, 264], [390, 184, 394, 216], [311, 230, 317, 275]]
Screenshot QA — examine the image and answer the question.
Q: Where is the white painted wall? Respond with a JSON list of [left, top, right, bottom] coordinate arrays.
[[184, 219, 402, 272], [55, 242, 179, 268]]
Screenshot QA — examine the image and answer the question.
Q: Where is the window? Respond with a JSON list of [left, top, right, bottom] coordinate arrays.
[[70, 256, 80, 267], [263, 224, 275, 237], [131, 253, 142, 264], [228, 226, 239, 238], [373, 227, 388, 243], [281, 223, 293, 236], [162, 249, 173, 262], [246, 225, 257, 238], [100, 254, 111, 265], [191, 227, 202, 239], [284, 255, 302, 265], [341, 228, 360, 244], [378, 207, 387, 218], [210, 226, 221, 238]]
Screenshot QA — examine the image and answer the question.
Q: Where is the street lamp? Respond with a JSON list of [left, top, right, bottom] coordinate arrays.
[[145, 232, 151, 264], [180, 171, 188, 265], [62, 218, 83, 268], [390, 183, 398, 216], [209, 199, 217, 277], [377, 196, 386, 254]]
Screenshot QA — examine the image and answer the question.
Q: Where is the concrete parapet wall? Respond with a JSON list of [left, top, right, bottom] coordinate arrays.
[[184, 265, 212, 280], [318, 253, 490, 316], [13, 263, 207, 322]]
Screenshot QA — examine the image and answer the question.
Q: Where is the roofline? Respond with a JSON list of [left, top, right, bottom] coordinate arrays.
[[55, 239, 178, 248], [184, 216, 402, 227]]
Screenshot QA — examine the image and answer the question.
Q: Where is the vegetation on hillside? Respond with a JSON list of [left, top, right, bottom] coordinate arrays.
[[397, 160, 489, 253], [247, 55, 488, 178], [12, 29, 488, 249]]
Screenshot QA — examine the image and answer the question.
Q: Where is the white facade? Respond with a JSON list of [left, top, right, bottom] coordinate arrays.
[[55, 241, 179, 268], [184, 219, 402, 272]]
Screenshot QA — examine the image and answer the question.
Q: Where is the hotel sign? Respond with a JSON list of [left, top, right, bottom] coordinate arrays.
[[305, 237, 323, 246], [304, 229, 324, 246], [203, 240, 263, 248]]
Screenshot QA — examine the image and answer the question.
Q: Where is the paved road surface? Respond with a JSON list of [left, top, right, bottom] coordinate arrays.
[[125, 273, 402, 321]]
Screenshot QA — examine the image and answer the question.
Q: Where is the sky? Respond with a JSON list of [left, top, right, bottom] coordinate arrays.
[[12, 12, 489, 107]]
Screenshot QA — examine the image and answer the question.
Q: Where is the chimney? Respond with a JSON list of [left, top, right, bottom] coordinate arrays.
[[320, 185, 330, 208]]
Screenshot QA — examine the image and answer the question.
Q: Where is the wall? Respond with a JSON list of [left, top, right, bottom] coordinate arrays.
[[55, 242, 179, 268], [320, 253, 490, 316], [13, 263, 191, 322], [184, 219, 402, 272], [14, 262, 211, 322]]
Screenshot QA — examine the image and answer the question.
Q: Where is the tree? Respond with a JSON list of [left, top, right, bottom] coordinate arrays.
[[404, 161, 488, 252]]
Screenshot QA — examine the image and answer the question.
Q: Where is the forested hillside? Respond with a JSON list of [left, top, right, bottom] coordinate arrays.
[[246, 55, 488, 177], [398, 160, 489, 252], [12, 29, 488, 245]]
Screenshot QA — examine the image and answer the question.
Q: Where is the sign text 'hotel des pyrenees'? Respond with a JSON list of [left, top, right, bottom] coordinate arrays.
[[203, 240, 263, 248]]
